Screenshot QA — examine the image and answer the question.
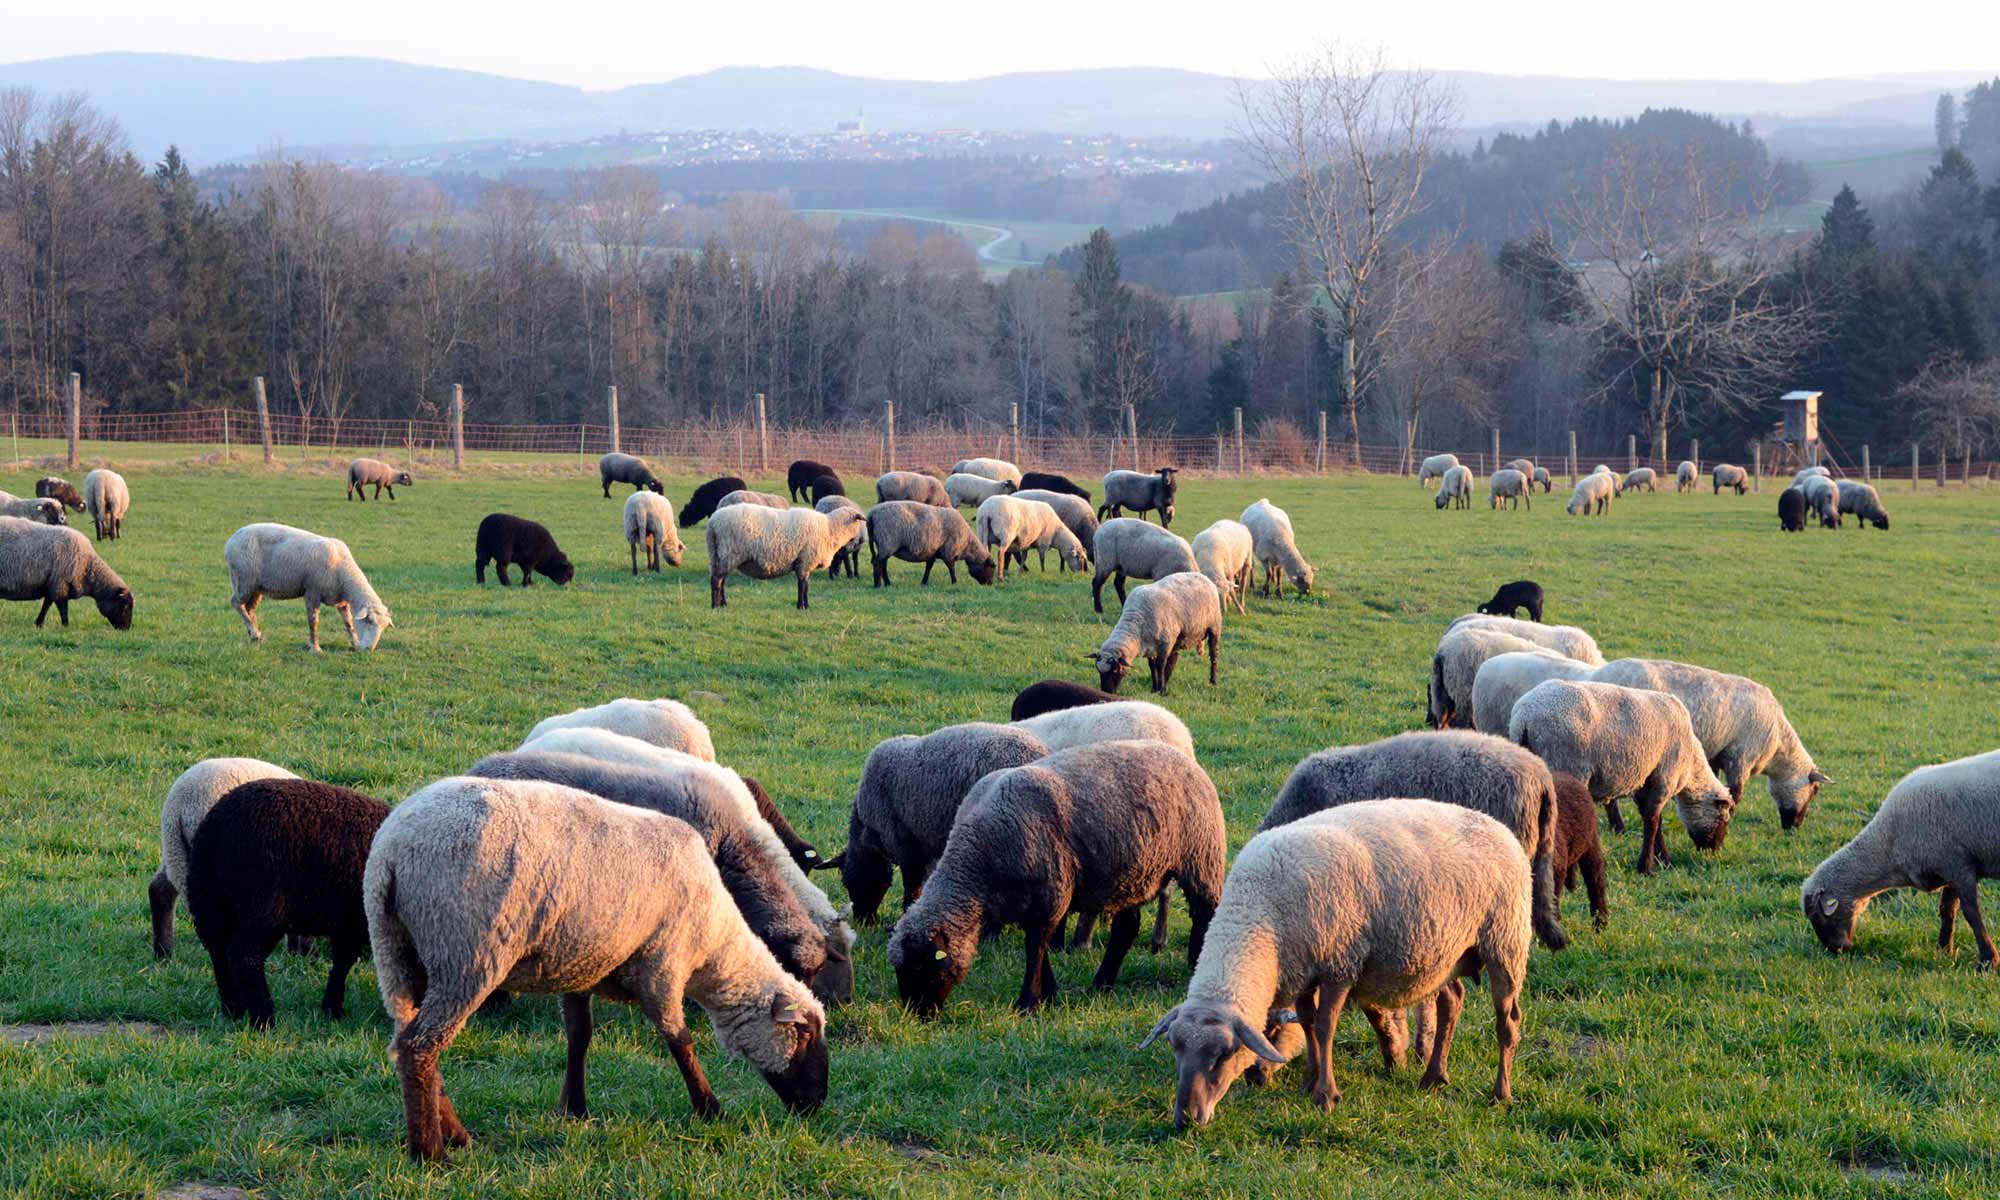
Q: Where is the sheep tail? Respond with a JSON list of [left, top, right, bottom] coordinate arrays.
[[364, 864, 423, 1049], [1530, 778, 1568, 952]]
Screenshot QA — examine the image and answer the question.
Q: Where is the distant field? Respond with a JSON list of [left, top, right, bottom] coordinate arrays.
[[3, 458, 1999, 1197], [802, 208, 1101, 268], [1805, 146, 1937, 201]]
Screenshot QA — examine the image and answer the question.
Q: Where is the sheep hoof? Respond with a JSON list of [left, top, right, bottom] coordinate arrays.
[[1310, 1081, 1340, 1111]]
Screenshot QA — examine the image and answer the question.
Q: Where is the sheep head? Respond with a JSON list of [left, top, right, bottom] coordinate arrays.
[[1139, 1001, 1287, 1130], [95, 586, 134, 631], [733, 988, 828, 1114], [887, 918, 976, 1018], [1771, 768, 1831, 831], [1802, 885, 1864, 955], [354, 603, 394, 651]]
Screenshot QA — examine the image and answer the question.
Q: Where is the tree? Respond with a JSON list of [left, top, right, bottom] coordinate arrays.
[[1378, 245, 1517, 465], [1899, 357, 2000, 463], [1937, 92, 1960, 154], [1074, 228, 1129, 427], [996, 266, 1078, 437]]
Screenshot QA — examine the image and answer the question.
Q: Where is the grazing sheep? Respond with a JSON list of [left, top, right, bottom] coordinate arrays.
[[716, 489, 791, 512], [1802, 749, 2000, 964], [1676, 460, 1697, 491], [82, 468, 129, 539], [1531, 466, 1552, 493], [34, 476, 84, 512], [1779, 487, 1807, 532], [598, 452, 663, 498], [1090, 517, 1197, 613], [1091, 571, 1222, 694], [1435, 465, 1473, 510], [740, 776, 823, 872], [347, 458, 413, 502], [473, 514, 574, 587], [1793, 466, 1830, 486], [1566, 471, 1616, 515], [624, 491, 684, 573], [186, 779, 388, 1028], [1009, 679, 1121, 721], [149, 757, 301, 958], [786, 459, 838, 503], [888, 740, 1224, 1015], [1488, 469, 1530, 510], [875, 470, 952, 507], [865, 500, 996, 586], [677, 475, 749, 527], [706, 504, 867, 609], [0, 495, 64, 524], [364, 777, 828, 1158], [1468, 649, 1595, 736], [1012, 489, 1099, 562], [1012, 698, 1194, 757], [1590, 656, 1829, 831], [525, 698, 716, 761], [1140, 799, 1529, 1127], [1477, 579, 1543, 623], [1417, 453, 1459, 488], [225, 523, 391, 651], [1259, 730, 1566, 950], [832, 723, 1052, 925], [975, 494, 1089, 580], [952, 458, 1023, 487], [1502, 457, 1535, 476], [1190, 519, 1253, 615], [1508, 679, 1733, 873], [1623, 467, 1657, 493], [1835, 479, 1890, 530], [1018, 471, 1091, 501], [814, 495, 865, 577], [1802, 474, 1842, 528], [1448, 612, 1605, 665], [808, 475, 844, 504], [0, 516, 133, 629], [1713, 463, 1749, 494], [1550, 772, 1608, 929], [945, 472, 1016, 509], [1098, 468, 1179, 527], [1429, 625, 1554, 729], [1241, 499, 1315, 597]]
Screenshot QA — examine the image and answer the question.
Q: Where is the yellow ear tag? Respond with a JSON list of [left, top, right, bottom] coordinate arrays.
[[933, 949, 948, 961]]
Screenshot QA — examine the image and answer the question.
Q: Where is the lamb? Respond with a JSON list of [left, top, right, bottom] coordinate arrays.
[[952, 457, 1023, 487], [347, 458, 413, 502], [1435, 465, 1473, 510], [1018, 470, 1091, 501], [1589, 656, 1830, 831], [814, 495, 865, 577], [887, 740, 1225, 1015], [865, 500, 996, 586], [1241, 499, 1315, 597], [1089, 517, 1197, 613], [1566, 471, 1616, 515], [598, 452, 663, 498], [875, 470, 952, 507], [185, 778, 389, 1028], [1447, 612, 1605, 665], [1550, 772, 1608, 929], [0, 495, 64, 524], [716, 489, 792, 512], [1779, 487, 1807, 532], [1801, 749, 2000, 964], [1802, 474, 1842, 528], [1428, 625, 1556, 729], [624, 491, 685, 573], [1417, 453, 1459, 488], [706, 503, 868, 609], [473, 513, 574, 587], [1257, 730, 1566, 951], [1531, 466, 1552, 493], [1713, 463, 1749, 494], [1508, 678, 1734, 873], [1190, 519, 1252, 615], [786, 459, 838, 503], [34, 476, 84, 512], [525, 698, 716, 762], [1098, 467, 1179, 527], [149, 757, 301, 958], [975, 494, 1089, 580], [1488, 468, 1530, 510], [830, 723, 1052, 925], [1468, 648, 1595, 735], [1836, 479, 1891, 530], [225, 522, 392, 651], [1623, 466, 1657, 493], [677, 475, 748, 527], [1009, 678, 1121, 720], [1091, 571, 1222, 694], [1476, 579, 1543, 623], [0, 515, 133, 629], [945, 472, 1016, 508], [1502, 457, 1535, 476], [808, 475, 845, 504], [1140, 799, 1529, 1127], [364, 776, 828, 1159], [1676, 460, 1697, 491], [1012, 489, 1099, 562], [1011, 698, 1195, 757], [82, 468, 129, 539]]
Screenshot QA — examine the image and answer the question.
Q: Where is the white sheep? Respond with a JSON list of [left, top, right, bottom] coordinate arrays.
[[1011, 489, 1099, 559], [1089, 571, 1222, 694], [1713, 463, 1749, 494], [814, 494, 866, 576], [951, 457, 1023, 487], [224, 522, 393, 652], [1531, 466, 1552, 493], [148, 757, 300, 958], [1417, 453, 1459, 489], [1566, 471, 1616, 515], [1240, 499, 1315, 596], [1675, 460, 1697, 492], [715, 489, 791, 511], [82, 468, 129, 540], [974, 494, 1088, 580], [1090, 517, 1197, 613], [1835, 479, 1890, 530], [1012, 698, 1195, 758], [1801, 474, 1842, 527], [1793, 466, 1830, 486], [0, 516, 133, 628], [1429, 625, 1554, 729], [1190, 519, 1252, 615], [1435, 465, 1473, 510], [1448, 612, 1606, 665], [944, 472, 1016, 508], [704, 503, 866, 609], [623, 491, 684, 574], [347, 457, 414, 501], [1622, 466, 1657, 493], [0, 493, 64, 525], [1488, 468, 1530, 510], [1469, 648, 1596, 735], [525, 698, 716, 761], [1502, 457, 1535, 476]]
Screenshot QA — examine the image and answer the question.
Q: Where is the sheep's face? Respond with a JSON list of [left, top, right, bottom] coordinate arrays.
[[968, 557, 997, 586], [809, 922, 855, 1007], [1676, 775, 1738, 852], [1094, 649, 1131, 694], [353, 605, 393, 651], [1061, 544, 1090, 573], [1803, 886, 1863, 954], [646, 479, 664, 494], [393, 472, 414, 487], [1139, 1002, 1288, 1130], [1435, 489, 1451, 510], [1290, 563, 1314, 596], [95, 587, 134, 631], [738, 991, 828, 1114], [542, 555, 575, 586], [887, 922, 974, 1018], [1771, 769, 1830, 831]]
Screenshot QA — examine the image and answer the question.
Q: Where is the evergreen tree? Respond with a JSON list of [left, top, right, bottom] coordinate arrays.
[[1936, 93, 1960, 153], [1074, 229, 1129, 426]]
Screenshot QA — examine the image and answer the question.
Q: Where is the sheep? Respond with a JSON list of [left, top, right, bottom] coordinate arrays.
[[1531, 466, 1552, 493], [1447, 612, 1605, 665], [473, 513, 574, 587], [1589, 656, 1830, 832], [952, 457, 1023, 487], [1009, 679, 1121, 721], [830, 723, 1052, 925], [808, 475, 845, 504], [1676, 460, 1697, 491], [677, 475, 748, 527], [225, 522, 392, 651], [1012, 489, 1100, 563], [1713, 463, 1748, 494], [1802, 749, 2000, 964], [1835, 480, 1890, 530], [814, 495, 865, 577], [1011, 698, 1194, 757], [1802, 474, 1842, 528], [466, 750, 850, 1004], [1476, 579, 1543, 623], [1416, 453, 1459, 488], [598, 452, 663, 498], [1502, 457, 1535, 476], [624, 491, 684, 573], [1190, 519, 1252, 615], [975, 494, 1088, 580], [1566, 471, 1616, 515], [525, 698, 716, 762], [1507, 678, 1733, 874], [347, 458, 413, 502], [1779, 487, 1808, 532], [740, 776, 824, 872], [706, 504, 867, 609], [865, 499, 996, 586], [1547, 771, 1609, 929], [945, 472, 1016, 508], [0, 515, 133, 629], [786, 459, 838, 503], [717, 489, 792, 512], [888, 739, 1225, 1016], [1488, 468, 1530, 510], [1428, 625, 1555, 729], [1018, 470, 1091, 501], [1258, 729, 1567, 951], [1623, 466, 1657, 493], [82, 468, 129, 539], [1098, 467, 1179, 527], [364, 777, 828, 1158], [1089, 517, 1197, 613], [0, 495, 64, 524], [34, 476, 84, 512], [875, 470, 952, 507], [1240, 499, 1315, 597], [186, 778, 389, 1028], [1468, 648, 1596, 736], [1793, 466, 1830, 486], [149, 757, 301, 958], [1435, 465, 1473, 510], [1140, 798, 1529, 1127], [1091, 571, 1222, 695]]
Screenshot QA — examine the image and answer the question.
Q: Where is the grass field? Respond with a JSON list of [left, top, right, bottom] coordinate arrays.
[[3, 455, 1998, 1198]]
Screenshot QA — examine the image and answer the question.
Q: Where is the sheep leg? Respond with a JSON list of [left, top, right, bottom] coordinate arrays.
[[1488, 982, 1522, 1105], [304, 595, 323, 653], [872, 553, 889, 587], [495, 562, 512, 586], [320, 937, 362, 1020], [1014, 915, 1061, 1012], [1604, 798, 1626, 834], [199, 921, 243, 1018], [630, 543, 640, 575], [796, 569, 811, 609], [1065, 909, 1099, 951], [946, 560, 959, 583], [1954, 880, 1998, 967], [1091, 907, 1142, 991], [1207, 630, 1219, 684], [1308, 981, 1349, 1111], [1416, 978, 1465, 1090], [1582, 843, 1609, 930], [336, 602, 359, 649], [558, 993, 592, 1118], [921, 558, 936, 584], [149, 869, 177, 958], [519, 562, 534, 587], [34, 595, 54, 627], [902, 859, 931, 914], [233, 592, 264, 643], [1531, 851, 1568, 952], [653, 1009, 722, 1119], [1148, 888, 1170, 952], [1938, 887, 1959, 954], [1633, 788, 1667, 875], [227, 927, 280, 1030], [1113, 570, 1128, 605], [1292, 982, 1321, 1085], [709, 576, 725, 608], [475, 556, 488, 584], [1362, 1005, 1407, 1071], [1091, 570, 1107, 612]]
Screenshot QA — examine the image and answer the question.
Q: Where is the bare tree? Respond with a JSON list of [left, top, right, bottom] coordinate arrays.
[[1378, 244, 1517, 468], [996, 266, 1078, 438], [1900, 356, 2000, 462], [569, 168, 672, 417]]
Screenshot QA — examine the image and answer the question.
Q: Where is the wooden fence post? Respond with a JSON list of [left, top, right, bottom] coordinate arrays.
[[883, 402, 896, 473], [222, 409, 231, 460], [755, 393, 767, 475], [1215, 432, 1223, 474], [66, 372, 80, 468], [1126, 404, 1139, 471], [1316, 411, 1327, 474], [1862, 445, 1870, 482], [1938, 446, 1947, 488], [451, 384, 465, 470], [1627, 434, 1636, 471], [1964, 445, 1972, 487], [9, 413, 16, 465], [1010, 403, 1020, 467], [1692, 438, 1700, 477], [607, 386, 621, 454], [254, 377, 273, 463], [1912, 443, 1919, 493], [1568, 431, 1577, 485], [1233, 407, 1244, 476], [1752, 443, 1762, 491], [1492, 428, 1501, 474]]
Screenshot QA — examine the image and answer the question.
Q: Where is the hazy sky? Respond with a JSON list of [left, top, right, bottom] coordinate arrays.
[[7, 0, 1996, 87]]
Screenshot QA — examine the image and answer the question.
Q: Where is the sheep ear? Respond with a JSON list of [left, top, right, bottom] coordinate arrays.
[[1808, 769, 1832, 785], [1272, 1009, 1299, 1026], [1819, 894, 1839, 916], [1232, 1017, 1287, 1063], [1137, 1007, 1180, 1050], [770, 996, 810, 1025]]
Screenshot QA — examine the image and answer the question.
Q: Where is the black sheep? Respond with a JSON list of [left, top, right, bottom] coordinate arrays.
[[185, 779, 389, 1029], [1018, 471, 1091, 502], [1009, 679, 1121, 720], [808, 474, 846, 503], [741, 775, 824, 871], [35, 477, 85, 512], [1476, 579, 1544, 622], [1551, 772, 1609, 930], [474, 514, 575, 586], [679, 475, 749, 528], [787, 459, 838, 503], [1778, 487, 1807, 533]]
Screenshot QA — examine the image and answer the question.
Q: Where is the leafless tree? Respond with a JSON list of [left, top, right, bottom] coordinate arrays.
[[1900, 356, 2000, 462], [997, 266, 1078, 438], [1378, 244, 1517, 468], [569, 167, 672, 417]]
